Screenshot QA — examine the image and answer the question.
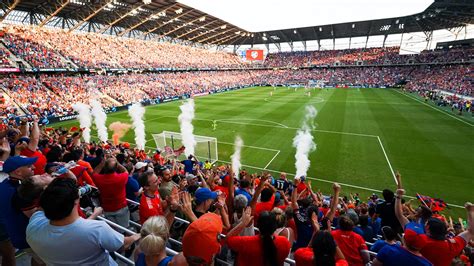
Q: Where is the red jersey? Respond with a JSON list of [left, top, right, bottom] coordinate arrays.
[[20, 148, 46, 175], [331, 230, 368, 266], [77, 160, 93, 175], [227, 235, 291, 266], [70, 165, 95, 187], [92, 172, 128, 212], [139, 191, 164, 224], [421, 236, 466, 266], [255, 194, 275, 222], [153, 153, 165, 165], [294, 247, 349, 266]]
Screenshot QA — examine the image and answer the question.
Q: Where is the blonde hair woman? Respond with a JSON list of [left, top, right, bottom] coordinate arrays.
[[135, 216, 173, 266], [272, 207, 295, 245]]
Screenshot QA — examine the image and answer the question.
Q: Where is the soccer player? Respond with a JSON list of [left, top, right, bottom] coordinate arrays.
[[212, 120, 217, 131]]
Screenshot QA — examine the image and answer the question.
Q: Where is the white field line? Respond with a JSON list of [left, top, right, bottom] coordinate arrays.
[[217, 118, 289, 128], [89, 133, 465, 209], [264, 150, 280, 169], [142, 115, 377, 138], [217, 141, 280, 152], [394, 90, 474, 127], [377, 136, 397, 185]]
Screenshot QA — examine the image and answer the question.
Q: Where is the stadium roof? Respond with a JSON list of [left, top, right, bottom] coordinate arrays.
[[0, 0, 472, 47]]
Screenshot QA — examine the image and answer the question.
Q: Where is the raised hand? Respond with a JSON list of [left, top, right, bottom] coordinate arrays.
[[241, 206, 253, 226], [167, 186, 180, 209], [396, 171, 402, 189], [396, 189, 405, 197]]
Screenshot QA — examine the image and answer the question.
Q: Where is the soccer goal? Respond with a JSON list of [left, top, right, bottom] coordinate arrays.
[[152, 131, 218, 163]]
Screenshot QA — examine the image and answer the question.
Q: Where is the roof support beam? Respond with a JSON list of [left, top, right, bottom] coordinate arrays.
[[68, 0, 114, 32], [224, 35, 246, 46], [210, 33, 241, 45], [99, 3, 146, 34], [187, 24, 226, 41], [144, 9, 194, 36], [161, 15, 206, 38], [176, 20, 216, 39], [38, 0, 69, 27], [209, 33, 238, 45], [0, 0, 21, 23], [197, 27, 235, 43], [118, 3, 178, 37]]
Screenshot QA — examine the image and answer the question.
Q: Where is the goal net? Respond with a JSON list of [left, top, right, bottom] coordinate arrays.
[[152, 131, 218, 163]]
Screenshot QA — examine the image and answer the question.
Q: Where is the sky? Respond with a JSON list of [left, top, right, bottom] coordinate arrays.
[[178, 0, 434, 32]]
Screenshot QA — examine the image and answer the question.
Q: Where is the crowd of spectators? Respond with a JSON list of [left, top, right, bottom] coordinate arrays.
[[2, 25, 472, 70], [264, 46, 473, 67], [1, 25, 245, 69], [1, 64, 471, 120], [0, 119, 472, 266], [406, 65, 473, 97], [0, 45, 15, 68], [1, 27, 67, 69]]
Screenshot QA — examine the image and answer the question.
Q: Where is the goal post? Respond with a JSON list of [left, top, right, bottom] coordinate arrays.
[[152, 131, 218, 163]]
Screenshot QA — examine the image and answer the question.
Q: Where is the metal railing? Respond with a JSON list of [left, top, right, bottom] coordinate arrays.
[[88, 198, 383, 265]]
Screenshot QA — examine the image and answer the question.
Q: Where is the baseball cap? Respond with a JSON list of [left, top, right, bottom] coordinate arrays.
[[3, 156, 38, 173], [182, 213, 223, 263], [195, 187, 218, 204], [404, 222, 428, 250], [135, 162, 147, 170]]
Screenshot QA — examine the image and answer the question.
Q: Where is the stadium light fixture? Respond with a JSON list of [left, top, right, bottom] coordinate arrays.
[[235, 31, 240, 35], [143, 0, 152, 4], [175, 8, 183, 14], [319, 27, 322, 31], [352, 23, 355, 28], [395, 19, 399, 24], [263, 33, 266, 36], [221, 25, 227, 29], [199, 16, 206, 21], [293, 29, 297, 34], [262, 36, 267, 40], [251, 34, 254, 37]]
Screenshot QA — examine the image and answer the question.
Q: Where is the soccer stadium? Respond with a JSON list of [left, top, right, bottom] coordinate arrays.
[[0, 0, 473, 265]]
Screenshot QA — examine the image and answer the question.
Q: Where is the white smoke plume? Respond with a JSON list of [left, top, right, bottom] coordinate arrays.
[[231, 136, 244, 179], [90, 100, 108, 143], [128, 103, 146, 150], [178, 99, 196, 157], [72, 103, 92, 143], [292, 105, 318, 178]]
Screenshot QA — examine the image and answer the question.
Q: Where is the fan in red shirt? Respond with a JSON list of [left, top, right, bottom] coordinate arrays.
[[227, 211, 291, 266], [138, 170, 181, 225], [331, 215, 369, 266], [420, 217, 472, 266], [138, 171, 164, 224], [92, 157, 129, 228], [16, 119, 46, 175], [394, 182, 474, 266], [294, 230, 348, 266], [251, 175, 277, 223], [152, 149, 165, 166]]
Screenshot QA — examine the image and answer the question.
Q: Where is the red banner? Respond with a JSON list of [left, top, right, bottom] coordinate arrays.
[[245, 49, 264, 61]]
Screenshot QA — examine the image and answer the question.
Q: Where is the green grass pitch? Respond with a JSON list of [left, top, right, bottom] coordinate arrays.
[[57, 87, 474, 218]]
